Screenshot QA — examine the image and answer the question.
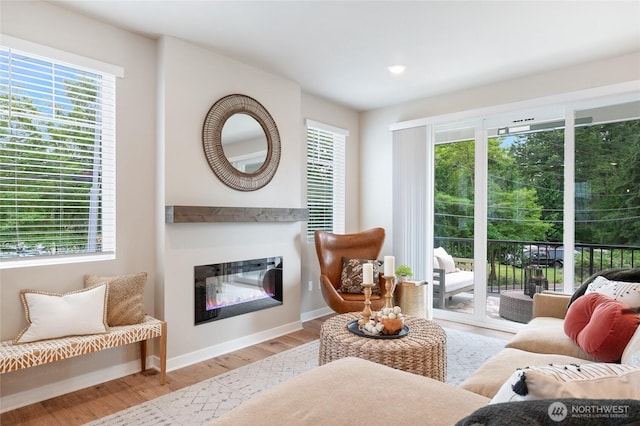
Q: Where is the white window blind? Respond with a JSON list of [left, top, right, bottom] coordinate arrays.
[[306, 119, 346, 240], [0, 43, 117, 267]]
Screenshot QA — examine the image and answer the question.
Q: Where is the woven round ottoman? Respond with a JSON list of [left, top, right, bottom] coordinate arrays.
[[319, 312, 447, 381], [499, 290, 533, 323]]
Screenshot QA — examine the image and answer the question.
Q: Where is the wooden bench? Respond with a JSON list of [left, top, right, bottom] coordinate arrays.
[[0, 315, 167, 384], [433, 257, 474, 308]]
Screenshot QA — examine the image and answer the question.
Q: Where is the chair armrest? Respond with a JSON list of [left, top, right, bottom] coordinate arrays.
[[532, 292, 571, 319], [453, 257, 474, 272], [433, 268, 445, 285]]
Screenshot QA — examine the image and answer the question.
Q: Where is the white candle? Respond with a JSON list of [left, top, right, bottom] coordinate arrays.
[[384, 256, 395, 277], [363, 263, 373, 285]]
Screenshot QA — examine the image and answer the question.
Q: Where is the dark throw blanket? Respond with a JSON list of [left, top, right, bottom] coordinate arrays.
[[456, 399, 640, 426]]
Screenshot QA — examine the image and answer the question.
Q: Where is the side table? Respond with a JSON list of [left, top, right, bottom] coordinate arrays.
[[319, 312, 447, 381], [394, 280, 428, 318], [499, 290, 533, 323]]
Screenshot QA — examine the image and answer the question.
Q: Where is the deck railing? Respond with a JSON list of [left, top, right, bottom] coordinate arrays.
[[434, 237, 640, 294]]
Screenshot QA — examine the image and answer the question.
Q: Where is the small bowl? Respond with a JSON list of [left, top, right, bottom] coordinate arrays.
[[381, 317, 404, 335]]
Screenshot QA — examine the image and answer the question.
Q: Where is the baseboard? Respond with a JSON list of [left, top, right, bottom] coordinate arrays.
[[165, 319, 303, 372], [0, 358, 146, 413], [300, 306, 332, 322]]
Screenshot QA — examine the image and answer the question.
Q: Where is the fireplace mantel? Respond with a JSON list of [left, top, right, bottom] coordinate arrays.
[[165, 206, 309, 223]]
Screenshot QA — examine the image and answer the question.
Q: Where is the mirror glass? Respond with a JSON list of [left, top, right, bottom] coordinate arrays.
[[221, 113, 268, 173]]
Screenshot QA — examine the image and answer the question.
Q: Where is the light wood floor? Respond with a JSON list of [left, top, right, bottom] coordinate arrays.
[[1, 316, 513, 426]]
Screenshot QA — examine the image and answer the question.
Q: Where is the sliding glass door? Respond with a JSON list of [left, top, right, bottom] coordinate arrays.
[[430, 99, 638, 327], [573, 101, 640, 288], [433, 123, 476, 317], [484, 110, 566, 324], [392, 89, 639, 328]]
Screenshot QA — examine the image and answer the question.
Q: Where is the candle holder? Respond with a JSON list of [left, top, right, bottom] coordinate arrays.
[[359, 283, 374, 325], [383, 275, 396, 309]]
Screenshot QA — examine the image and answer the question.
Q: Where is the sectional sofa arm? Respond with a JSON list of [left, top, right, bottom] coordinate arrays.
[[532, 292, 571, 319]]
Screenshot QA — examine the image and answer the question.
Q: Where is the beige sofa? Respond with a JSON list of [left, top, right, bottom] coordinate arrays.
[[459, 292, 598, 397], [213, 292, 639, 425]]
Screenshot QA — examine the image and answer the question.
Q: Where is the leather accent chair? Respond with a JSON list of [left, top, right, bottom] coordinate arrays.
[[314, 228, 386, 314]]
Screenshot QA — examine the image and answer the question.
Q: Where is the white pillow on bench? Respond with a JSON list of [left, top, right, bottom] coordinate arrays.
[[14, 284, 109, 344]]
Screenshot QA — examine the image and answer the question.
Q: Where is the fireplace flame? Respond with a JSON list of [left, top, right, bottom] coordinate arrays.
[[205, 276, 274, 311]]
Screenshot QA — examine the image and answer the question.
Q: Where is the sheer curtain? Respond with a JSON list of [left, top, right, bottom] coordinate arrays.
[[392, 126, 431, 288]]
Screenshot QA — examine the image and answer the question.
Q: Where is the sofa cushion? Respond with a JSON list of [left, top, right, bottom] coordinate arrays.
[[85, 272, 147, 326], [439, 270, 474, 292], [490, 363, 640, 403], [434, 247, 457, 273], [14, 284, 109, 344], [585, 275, 640, 308], [458, 347, 594, 399], [215, 357, 489, 426], [564, 292, 639, 362], [339, 258, 382, 294], [505, 317, 595, 361], [438, 253, 456, 273]]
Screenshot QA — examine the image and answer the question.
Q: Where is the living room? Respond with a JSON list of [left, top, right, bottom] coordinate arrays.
[[1, 1, 639, 423]]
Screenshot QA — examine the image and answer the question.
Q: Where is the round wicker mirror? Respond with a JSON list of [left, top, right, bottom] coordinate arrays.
[[202, 94, 281, 191]]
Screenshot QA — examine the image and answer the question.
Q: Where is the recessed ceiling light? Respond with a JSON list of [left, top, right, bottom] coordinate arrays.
[[388, 64, 406, 75]]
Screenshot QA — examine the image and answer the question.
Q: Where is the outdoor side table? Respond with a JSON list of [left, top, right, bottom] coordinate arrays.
[[319, 312, 446, 381], [499, 290, 533, 323]]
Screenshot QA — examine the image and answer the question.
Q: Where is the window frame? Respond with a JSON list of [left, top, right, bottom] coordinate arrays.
[[305, 119, 347, 241], [0, 35, 123, 269]]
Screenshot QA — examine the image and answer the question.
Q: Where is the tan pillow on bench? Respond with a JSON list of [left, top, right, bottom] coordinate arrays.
[[85, 272, 147, 326]]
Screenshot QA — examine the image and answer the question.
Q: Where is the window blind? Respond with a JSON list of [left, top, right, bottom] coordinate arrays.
[[0, 45, 116, 266], [306, 120, 346, 240]]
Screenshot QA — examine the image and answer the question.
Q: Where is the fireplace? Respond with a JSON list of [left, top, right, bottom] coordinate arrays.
[[194, 256, 283, 325]]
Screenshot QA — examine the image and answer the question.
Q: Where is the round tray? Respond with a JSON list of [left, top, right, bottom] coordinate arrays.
[[346, 319, 409, 339]]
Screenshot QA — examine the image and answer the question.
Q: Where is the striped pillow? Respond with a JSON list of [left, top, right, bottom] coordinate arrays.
[[586, 276, 640, 308], [490, 363, 640, 403]]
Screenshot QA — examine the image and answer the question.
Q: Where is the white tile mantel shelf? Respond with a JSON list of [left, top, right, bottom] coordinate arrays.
[[165, 206, 309, 223]]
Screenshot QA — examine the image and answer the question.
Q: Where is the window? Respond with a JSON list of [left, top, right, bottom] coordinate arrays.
[[305, 119, 346, 240], [0, 38, 121, 268]]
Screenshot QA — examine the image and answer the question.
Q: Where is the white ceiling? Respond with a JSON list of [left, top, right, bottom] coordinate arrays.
[[53, 1, 640, 111]]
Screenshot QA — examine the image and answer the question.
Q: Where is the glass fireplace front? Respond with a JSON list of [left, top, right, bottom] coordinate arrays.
[[194, 256, 283, 325]]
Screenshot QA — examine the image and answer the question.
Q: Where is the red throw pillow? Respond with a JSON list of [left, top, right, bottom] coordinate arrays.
[[564, 292, 640, 362]]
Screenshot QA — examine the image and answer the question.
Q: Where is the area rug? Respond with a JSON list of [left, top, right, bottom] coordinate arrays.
[[86, 327, 508, 425]]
